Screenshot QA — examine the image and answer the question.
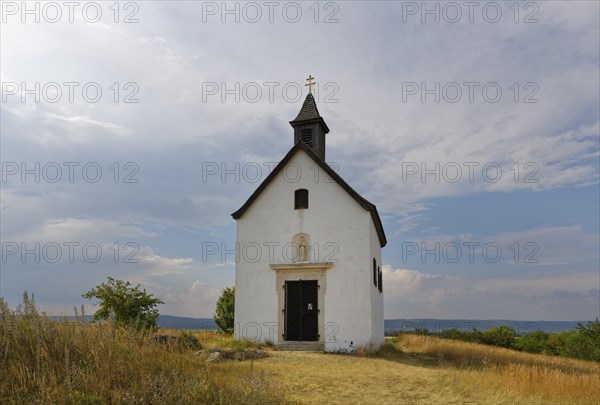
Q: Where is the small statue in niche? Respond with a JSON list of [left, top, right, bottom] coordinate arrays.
[[299, 236, 307, 262]]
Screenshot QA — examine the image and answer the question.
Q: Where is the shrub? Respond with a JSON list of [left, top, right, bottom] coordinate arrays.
[[574, 319, 600, 362], [545, 332, 571, 356], [553, 322, 600, 362], [561, 332, 593, 361], [214, 287, 235, 334], [440, 328, 485, 344], [178, 330, 202, 349], [482, 326, 515, 348], [82, 277, 164, 330], [514, 330, 549, 354]]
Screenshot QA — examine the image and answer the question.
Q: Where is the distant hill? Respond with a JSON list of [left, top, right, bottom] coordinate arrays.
[[157, 315, 217, 330], [49, 315, 581, 333], [157, 317, 587, 333], [48, 315, 218, 330], [384, 319, 584, 334]]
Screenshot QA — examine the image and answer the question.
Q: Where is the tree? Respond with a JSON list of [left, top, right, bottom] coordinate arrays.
[[214, 287, 235, 333], [82, 277, 164, 330], [572, 319, 600, 361], [482, 326, 516, 348], [577, 318, 600, 340], [514, 330, 549, 353], [545, 332, 570, 356]]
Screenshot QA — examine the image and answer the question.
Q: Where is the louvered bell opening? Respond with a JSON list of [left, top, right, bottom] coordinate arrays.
[[300, 128, 314, 147]]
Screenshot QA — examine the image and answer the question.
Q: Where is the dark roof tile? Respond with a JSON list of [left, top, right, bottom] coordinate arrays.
[[290, 93, 321, 122]]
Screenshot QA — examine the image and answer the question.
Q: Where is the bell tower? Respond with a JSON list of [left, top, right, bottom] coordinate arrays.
[[289, 75, 330, 160]]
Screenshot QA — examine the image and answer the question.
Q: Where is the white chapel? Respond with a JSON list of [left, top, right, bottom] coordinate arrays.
[[232, 77, 387, 352]]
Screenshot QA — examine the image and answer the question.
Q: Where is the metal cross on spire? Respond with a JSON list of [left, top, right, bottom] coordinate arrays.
[[305, 75, 316, 94]]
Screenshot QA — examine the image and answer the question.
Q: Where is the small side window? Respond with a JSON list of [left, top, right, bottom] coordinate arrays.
[[295, 189, 309, 210], [378, 266, 382, 293], [373, 258, 377, 287]]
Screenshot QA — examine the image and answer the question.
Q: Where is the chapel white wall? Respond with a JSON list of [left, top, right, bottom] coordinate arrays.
[[234, 150, 381, 351]]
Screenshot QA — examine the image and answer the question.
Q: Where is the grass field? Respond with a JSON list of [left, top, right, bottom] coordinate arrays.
[[186, 329, 600, 404], [2, 301, 599, 405]]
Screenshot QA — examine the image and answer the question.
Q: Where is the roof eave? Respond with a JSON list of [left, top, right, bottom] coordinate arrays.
[[289, 116, 330, 134]]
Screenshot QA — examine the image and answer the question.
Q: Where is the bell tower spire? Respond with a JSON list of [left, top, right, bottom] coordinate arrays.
[[290, 75, 330, 160]]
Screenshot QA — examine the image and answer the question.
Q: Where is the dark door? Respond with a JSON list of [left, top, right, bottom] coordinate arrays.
[[284, 280, 318, 341]]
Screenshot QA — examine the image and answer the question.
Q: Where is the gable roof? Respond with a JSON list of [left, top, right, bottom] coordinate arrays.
[[231, 141, 387, 247]]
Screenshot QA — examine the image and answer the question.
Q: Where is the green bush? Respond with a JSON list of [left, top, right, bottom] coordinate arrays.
[[214, 287, 235, 334], [552, 320, 600, 362], [440, 328, 485, 344], [514, 330, 549, 354], [561, 332, 593, 360], [82, 277, 164, 330], [544, 332, 571, 356], [482, 326, 515, 348], [178, 330, 201, 349], [436, 320, 600, 362], [574, 319, 600, 362]]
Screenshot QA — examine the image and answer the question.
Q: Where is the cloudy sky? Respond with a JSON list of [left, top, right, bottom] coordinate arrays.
[[1, 1, 598, 321]]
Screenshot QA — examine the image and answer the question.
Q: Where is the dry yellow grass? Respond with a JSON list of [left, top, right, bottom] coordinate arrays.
[[7, 307, 597, 405], [397, 334, 600, 405], [157, 328, 266, 350], [398, 333, 600, 373], [0, 300, 290, 405], [213, 350, 487, 404], [203, 332, 599, 404]]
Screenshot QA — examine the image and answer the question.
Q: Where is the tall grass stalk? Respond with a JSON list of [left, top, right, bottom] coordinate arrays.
[[398, 333, 600, 404], [0, 293, 290, 405]]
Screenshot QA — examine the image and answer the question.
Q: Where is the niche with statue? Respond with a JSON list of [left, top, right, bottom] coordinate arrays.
[[291, 233, 311, 262]]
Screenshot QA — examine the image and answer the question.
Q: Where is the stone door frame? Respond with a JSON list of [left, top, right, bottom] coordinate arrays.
[[270, 262, 333, 344]]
